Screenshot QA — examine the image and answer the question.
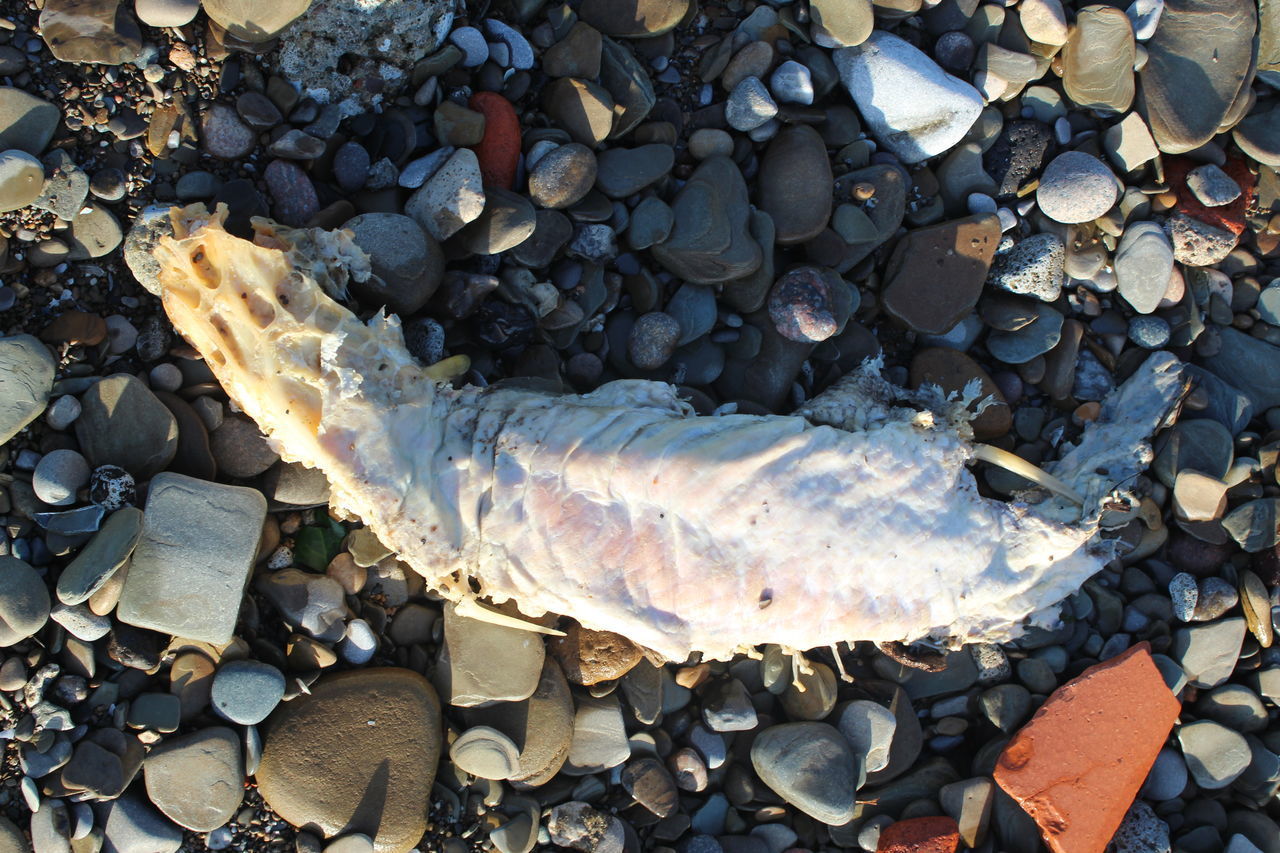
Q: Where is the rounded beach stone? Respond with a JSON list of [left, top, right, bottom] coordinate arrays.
[[143, 727, 244, 831], [580, 0, 691, 37], [0, 149, 44, 213], [528, 144, 597, 209], [201, 0, 312, 42], [469, 92, 521, 190], [33, 449, 90, 507], [211, 660, 285, 725], [135, 0, 200, 27], [0, 557, 50, 646], [256, 668, 442, 853], [1037, 152, 1117, 223], [750, 722, 861, 824], [450, 726, 520, 780]]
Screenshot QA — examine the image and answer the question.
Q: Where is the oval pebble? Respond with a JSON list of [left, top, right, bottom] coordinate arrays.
[[0, 557, 50, 646], [450, 725, 520, 780], [211, 660, 285, 725], [1036, 151, 1117, 224], [0, 149, 45, 213], [33, 449, 90, 507]]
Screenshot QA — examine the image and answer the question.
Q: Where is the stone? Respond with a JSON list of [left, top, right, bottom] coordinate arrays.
[[344, 214, 444, 316], [0, 88, 58, 155], [767, 267, 852, 344], [810, 0, 873, 47], [264, 159, 319, 227], [450, 726, 520, 780], [201, 0, 309, 40], [0, 150, 44, 213], [1164, 213, 1237, 266], [834, 32, 983, 163], [57, 506, 142, 605], [1114, 221, 1175, 315], [257, 669, 442, 853], [688, 128, 733, 160], [1178, 720, 1251, 789], [463, 658, 575, 788], [910, 348, 1012, 440], [438, 601, 544, 706], [257, 569, 347, 642], [1139, 0, 1257, 153], [0, 335, 54, 447], [565, 694, 630, 774], [758, 125, 833, 246], [543, 22, 603, 79], [1186, 163, 1241, 207], [100, 792, 183, 853], [135, 0, 198, 27], [0, 557, 50, 646], [1142, 747, 1188, 800], [39, 0, 144, 65], [1233, 107, 1280, 167], [770, 60, 814, 105], [211, 660, 284, 725], [547, 803, 625, 853], [751, 723, 861, 825], [76, 375, 178, 479], [209, 416, 278, 478], [993, 644, 1180, 853], [652, 156, 761, 285], [579, 0, 690, 37], [0, 816, 26, 853], [594, 145, 673, 199], [875, 817, 961, 853], [1202, 328, 1280, 411], [987, 234, 1065, 302], [548, 623, 643, 685], [528, 144, 597, 209], [543, 78, 615, 147], [144, 727, 243, 831], [449, 27, 488, 66], [433, 100, 485, 147], [201, 104, 256, 160], [117, 473, 267, 645], [1036, 152, 1117, 224], [837, 700, 898, 774], [1172, 617, 1245, 687], [1020, 0, 1068, 45], [881, 214, 1001, 334], [1104, 113, 1160, 173], [1110, 802, 1170, 853], [628, 312, 681, 370], [405, 148, 485, 242], [725, 77, 778, 132], [1061, 6, 1135, 113]]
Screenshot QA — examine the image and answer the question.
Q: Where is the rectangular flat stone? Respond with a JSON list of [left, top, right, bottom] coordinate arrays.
[[117, 473, 266, 644]]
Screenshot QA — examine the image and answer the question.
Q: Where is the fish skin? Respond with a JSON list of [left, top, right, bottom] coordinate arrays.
[[144, 204, 1186, 661]]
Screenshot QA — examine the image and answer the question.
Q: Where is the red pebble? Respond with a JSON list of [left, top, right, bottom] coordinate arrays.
[[994, 643, 1181, 853], [1166, 155, 1256, 236], [876, 817, 960, 853], [468, 91, 521, 190]]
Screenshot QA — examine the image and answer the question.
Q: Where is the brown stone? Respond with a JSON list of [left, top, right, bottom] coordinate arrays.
[[994, 643, 1180, 853], [463, 658, 575, 789], [881, 214, 1001, 335], [758, 125, 833, 246], [1061, 6, 1135, 113], [548, 623, 644, 685], [256, 668, 442, 853], [579, 0, 691, 38], [40, 311, 106, 346], [542, 78, 615, 147], [909, 348, 1012, 440], [876, 816, 961, 853]]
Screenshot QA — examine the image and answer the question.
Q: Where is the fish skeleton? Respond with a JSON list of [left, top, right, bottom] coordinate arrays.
[[134, 203, 1188, 662]]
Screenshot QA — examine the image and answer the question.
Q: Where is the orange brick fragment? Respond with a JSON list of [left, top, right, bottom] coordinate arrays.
[[876, 816, 960, 853], [994, 643, 1181, 853]]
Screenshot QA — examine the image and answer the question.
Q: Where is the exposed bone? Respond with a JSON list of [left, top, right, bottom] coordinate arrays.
[[139, 204, 1189, 662]]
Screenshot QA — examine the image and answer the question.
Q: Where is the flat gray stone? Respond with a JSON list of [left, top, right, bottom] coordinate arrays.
[[116, 473, 267, 644], [1178, 720, 1251, 789], [0, 556, 50, 646], [100, 792, 183, 853], [75, 374, 178, 479], [651, 156, 761, 285], [751, 722, 861, 825], [144, 727, 243, 831], [212, 660, 285, 725], [1139, 0, 1257, 153], [0, 87, 59, 154], [57, 506, 143, 605], [0, 335, 54, 447], [565, 694, 630, 775], [1202, 328, 1280, 411], [1172, 617, 1245, 688], [836, 700, 897, 774], [1114, 221, 1174, 314]]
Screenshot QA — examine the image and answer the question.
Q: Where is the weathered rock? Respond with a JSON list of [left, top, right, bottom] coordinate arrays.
[[881, 214, 1001, 334], [651, 156, 761, 285], [579, 0, 690, 37], [1061, 6, 1135, 113], [143, 727, 243, 831], [0, 335, 54, 447]]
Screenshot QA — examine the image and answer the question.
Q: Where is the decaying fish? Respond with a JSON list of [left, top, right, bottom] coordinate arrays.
[[134, 203, 1188, 662]]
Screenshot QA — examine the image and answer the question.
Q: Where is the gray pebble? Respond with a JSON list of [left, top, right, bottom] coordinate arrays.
[[1128, 315, 1171, 349], [211, 660, 285, 725], [1177, 720, 1251, 789], [628, 312, 681, 370], [726, 77, 778, 132], [44, 395, 81, 431], [33, 449, 90, 507]]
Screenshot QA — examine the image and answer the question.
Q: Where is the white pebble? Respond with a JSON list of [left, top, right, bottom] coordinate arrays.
[[45, 395, 81, 431], [1053, 116, 1072, 145], [149, 363, 183, 392], [266, 546, 293, 570], [71, 801, 93, 839], [340, 619, 378, 665], [244, 725, 262, 776], [973, 70, 1007, 101], [50, 603, 111, 642], [21, 777, 39, 812], [769, 60, 814, 105], [1127, 0, 1164, 40], [997, 208, 1019, 232], [33, 449, 90, 506], [449, 27, 489, 67]]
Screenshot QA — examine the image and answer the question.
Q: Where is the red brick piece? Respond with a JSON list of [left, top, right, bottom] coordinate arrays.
[[876, 816, 960, 853], [468, 91, 520, 190], [1166, 155, 1255, 237], [994, 643, 1180, 853]]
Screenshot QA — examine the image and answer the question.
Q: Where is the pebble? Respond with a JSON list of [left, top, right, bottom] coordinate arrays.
[[405, 147, 486, 241], [450, 26, 490, 67], [566, 693, 630, 774], [725, 77, 778, 132], [345, 213, 445, 316], [543, 78, 615, 147], [0, 149, 44, 213], [750, 723, 860, 825], [1114, 221, 1175, 314], [0, 557, 50, 645], [882, 214, 1001, 334], [769, 61, 814, 105], [143, 727, 243, 831], [810, 0, 874, 48], [876, 817, 961, 853], [99, 793, 183, 853], [1128, 0, 1165, 38], [628, 312, 682, 369], [1020, 0, 1069, 45], [767, 267, 848, 343], [548, 624, 644, 685], [89, 465, 136, 512], [257, 669, 442, 853], [1178, 720, 1251, 789], [595, 144, 674, 199], [1061, 6, 1136, 113], [201, 104, 257, 160], [1037, 152, 1118, 224], [0, 334, 55, 446], [339, 619, 378, 665], [76, 374, 178, 480], [547, 802, 625, 853], [988, 234, 1065, 302], [440, 601, 544, 706], [450, 726, 521, 780], [1172, 617, 1246, 688], [759, 125, 833, 246], [688, 129, 733, 160], [579, 0, 691, 37], [202, 0, 311, 41], [1186, 163, 1242, 207], [466, 658, 574, 787], [117, 474, 266, 645], [528, 143, 598, 209], [837, 700, 898, 774], [32, 448, 89, 507], [0, 87, 59, 155], [211, 660, 285, 725], [652, 156, 760, 284], [1164, 212, 1238, 266], [834, 32, 983, 163]]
